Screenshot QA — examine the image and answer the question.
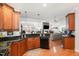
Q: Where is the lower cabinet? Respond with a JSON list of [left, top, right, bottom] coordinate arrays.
[[24, 39, 27, 51], [10, 37, 40, 56], [19, 40, 25, 55], [10, 42, 18, 56], [10, 38, 27, 56], [34, 37, 40, 48], [27, 38, 34, 50], [17, 41, 21, 56], [63, 37, 75, 50], [17, 39, 27, 56], [27, 37, 40, 50]]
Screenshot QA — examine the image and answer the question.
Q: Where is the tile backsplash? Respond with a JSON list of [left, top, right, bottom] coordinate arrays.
[[0, 31, 20, 37]]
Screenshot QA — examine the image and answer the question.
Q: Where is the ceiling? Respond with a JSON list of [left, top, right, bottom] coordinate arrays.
[[9, 3, 78, 20]]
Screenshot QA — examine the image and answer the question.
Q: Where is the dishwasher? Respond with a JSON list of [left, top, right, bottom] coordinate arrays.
[[40, 36, 49, 49]]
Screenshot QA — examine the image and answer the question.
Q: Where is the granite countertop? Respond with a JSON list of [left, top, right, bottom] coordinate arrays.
[[62, 35, 75, 37], [62, 35, 69, 37], [0, 34, 40, 38]]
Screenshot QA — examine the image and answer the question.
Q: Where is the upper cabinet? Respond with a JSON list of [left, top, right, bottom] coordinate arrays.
[[0, 4, 3, 31], [0, 3, 14, 31], [66, 13, 75, 31], [0, 3, 21, 31], [13, 11, 21, 31]]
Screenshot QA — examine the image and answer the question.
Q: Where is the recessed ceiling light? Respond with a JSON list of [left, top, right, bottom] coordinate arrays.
[[43, 3, 47, 7]]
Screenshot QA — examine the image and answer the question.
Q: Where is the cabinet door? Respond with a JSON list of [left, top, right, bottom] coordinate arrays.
[[25, 39, 27, 51], [68, 13, 75, 30], [23, 39, 27, 54], [35, 37, 40, 48], [20, 40, 25, 55], [10, 42, 18, 56], [63, 37, 69, 49], [17, 40, 26, 56], [32, 37, 35, 49], [2, 5, 13, 31], [17, 42, 21, 56], [63, 37, 75, 50], [69, 37, 75, 50], [13, 12, 20, 30], [0, 5, 3, 30], [27, 38, 33, 50]]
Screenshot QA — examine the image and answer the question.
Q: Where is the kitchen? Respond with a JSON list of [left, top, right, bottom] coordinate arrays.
[[0, 3, 79, 56]]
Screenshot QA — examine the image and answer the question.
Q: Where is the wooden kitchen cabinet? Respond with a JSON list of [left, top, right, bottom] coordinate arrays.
[[0, 3, 21, 31], [63, 37, 75, 50], [0, 5, 3, 31], [10, 36, 40, 56], [18, 39, 27, 56], [66, 13, 75, 31], [10, 42, 18, 56], [34, 37, 40, 48], [12, 11, 20, 31], [23, 39, 27, 54], [23, 38, 27, 51], [10, 39, 27, 56], [20, 40, 25, 55], [27, 38, 34, 50], [17, 41, 21, 56], [31, 37, 35, 49], [27, 37, 40, 50], [0, 3, 14, 31]]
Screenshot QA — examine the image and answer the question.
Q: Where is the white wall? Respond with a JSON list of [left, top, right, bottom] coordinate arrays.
[[75, 7, 79, 52], [21, 18, 42, 33], [21, 17, 66, 33]]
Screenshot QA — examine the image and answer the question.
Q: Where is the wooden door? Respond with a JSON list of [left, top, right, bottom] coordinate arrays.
[[31, 37, 35, 49], [67, 13, 75, 31], [13, 11, 20, 31], [25, 38, 27, 51], [17, 40, 26, 56], [0, 5, 3, 31], [10, 42, 18, 56], [68, 37, 75, 50], [20, 40, 25, 55], [27, 38, 33, 50], [2, 4, 13, 31], [23, 39, 27, 54], [63, 37, 75, 50], [35, 37, 40, 48], [0, 4, 21, 31], [17, 41, 21, 56]]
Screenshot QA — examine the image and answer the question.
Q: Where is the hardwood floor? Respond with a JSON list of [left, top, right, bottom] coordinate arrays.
[[23, 40, 79, 56]]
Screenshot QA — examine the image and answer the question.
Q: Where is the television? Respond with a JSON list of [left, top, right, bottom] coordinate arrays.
[[43, 25, 49, 29]]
